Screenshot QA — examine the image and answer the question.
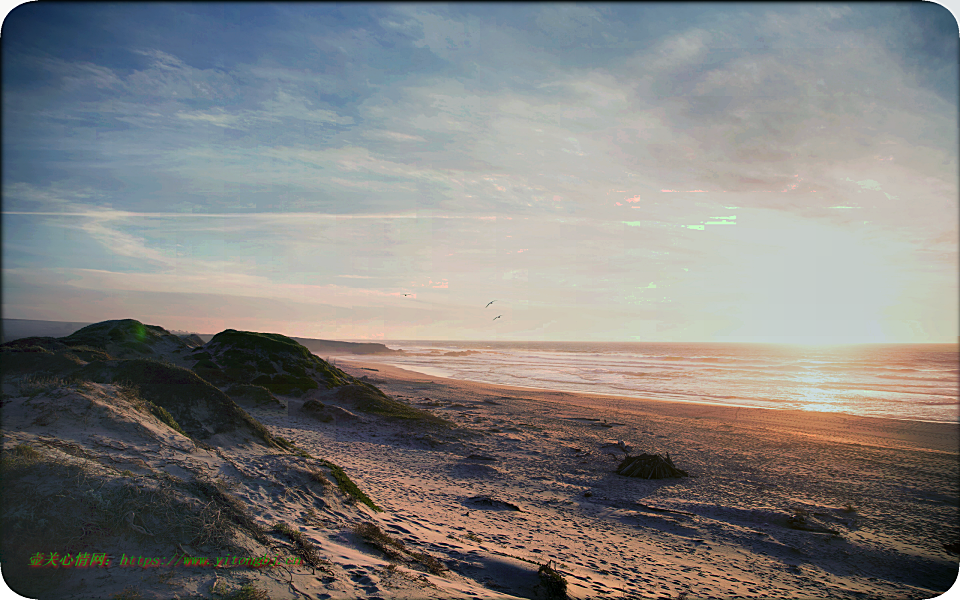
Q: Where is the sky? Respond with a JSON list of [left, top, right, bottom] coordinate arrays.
[[2, 2, 958, 343]]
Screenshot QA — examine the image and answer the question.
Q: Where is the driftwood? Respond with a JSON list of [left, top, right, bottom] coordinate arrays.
[[616, 453, 688, 479]]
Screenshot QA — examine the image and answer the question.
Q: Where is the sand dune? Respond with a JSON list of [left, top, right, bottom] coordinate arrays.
[[2, 340, 957, 599]]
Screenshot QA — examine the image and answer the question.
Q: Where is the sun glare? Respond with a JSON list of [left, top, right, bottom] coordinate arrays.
[[727, 216, 906, 344]]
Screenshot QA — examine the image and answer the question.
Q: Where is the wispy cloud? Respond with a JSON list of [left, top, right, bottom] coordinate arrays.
[[2, 3, 955, 341]]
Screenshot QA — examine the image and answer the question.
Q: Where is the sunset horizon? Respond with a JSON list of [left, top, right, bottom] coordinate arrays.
[[1, 4, 957, 598], [3, 3, 957, 345]]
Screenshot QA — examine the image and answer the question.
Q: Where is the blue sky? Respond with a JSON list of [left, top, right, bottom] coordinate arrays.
[[2, 3, 958, 342]]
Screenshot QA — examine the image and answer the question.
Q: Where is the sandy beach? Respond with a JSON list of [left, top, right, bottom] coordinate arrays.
[[256, 359, 959, 599], [3, 349, 957, 600]]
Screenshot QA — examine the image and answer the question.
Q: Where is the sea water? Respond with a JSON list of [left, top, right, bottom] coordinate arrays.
[[339, 341, 959, 423]]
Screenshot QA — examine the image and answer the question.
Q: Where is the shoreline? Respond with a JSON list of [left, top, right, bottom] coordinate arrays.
[[336, 356, 960, 440]]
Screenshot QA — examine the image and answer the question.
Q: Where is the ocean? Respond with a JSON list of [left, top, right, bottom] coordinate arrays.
[[336, 341, 959, 423]]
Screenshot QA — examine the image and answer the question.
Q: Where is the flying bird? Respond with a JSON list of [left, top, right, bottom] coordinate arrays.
[[492, 315, 501, 321], [485, 300, 496, 308], [403, 294, 411, 296]]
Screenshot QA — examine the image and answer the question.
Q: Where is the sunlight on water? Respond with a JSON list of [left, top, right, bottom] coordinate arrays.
[[348, 341, 960, 422]]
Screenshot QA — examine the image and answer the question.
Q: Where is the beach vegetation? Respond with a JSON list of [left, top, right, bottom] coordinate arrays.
[[1, 446, 267, 598], [273, 436, 312, 458], [303, 466, 331, 487], [187, 477, 269, 546], [196, 329, 360, 396], [339, 383, 453, 427], [616, 452, 688, 478], [272, 521, 325, 568], [15, 374, 84, 398], [218, 583, 271, 600], [111, 587, 144, 600], [354, 521, 407, 560], [114, 380, 187, 437], [301, 399, 334, 422], [211, 579, 231, 596], [226, 383, 282, 407], [3, 349, 85, 380], [842, 502, 857, 513], [60, 319, 192, 360], [537, 560, 569, 600], [12, 443, 41, 460], [319, 459, 380, 511], [77, 358, 292, 451], [353, 522, 447, 575], [251, 373, 319, 396]]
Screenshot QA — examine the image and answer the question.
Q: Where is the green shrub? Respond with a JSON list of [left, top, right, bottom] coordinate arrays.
[[251, 374, 318, 396], [13, 444, 41, 460], [80, 359, 282, 449], [538, 561, 569, 600], [207, 330, 312, 361], [147, 402, 188, 437], [226, 384, 277, 406], [319, 460, 380, 511], [255, 360, 278, 374]]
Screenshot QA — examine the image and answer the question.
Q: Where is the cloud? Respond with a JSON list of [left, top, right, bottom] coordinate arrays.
[[534, 5, 604, 47], [2, 5, 955, 341], [125, 48, 238, 102], [259, 89, 354, 125]]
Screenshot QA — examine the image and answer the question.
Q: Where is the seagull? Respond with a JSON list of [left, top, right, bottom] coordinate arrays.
[[485, 300, 496, 308], [403, 294, 411, 296], [492, 315, 501, 321]]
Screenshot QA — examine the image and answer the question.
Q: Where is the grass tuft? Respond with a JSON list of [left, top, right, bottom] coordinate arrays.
[[112, 587, 144, 600], [187, 478, 268, 546], [319, 460, 380, 511], [353, 522, 446, 575], [354, 521, 407, 561], [116, 381, 189, 437], [219, 583, 271, 600], [273, 436, 312, 458], [272, 521, 324, 568], [13, 443, 41, 460], [0, 449, 262, 598], [538, 561, 569, 600]]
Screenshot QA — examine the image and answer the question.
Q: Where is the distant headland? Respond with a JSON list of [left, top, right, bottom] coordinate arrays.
[[1, 318, 402, 355]]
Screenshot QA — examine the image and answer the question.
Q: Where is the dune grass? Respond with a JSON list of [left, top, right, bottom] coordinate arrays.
[[226, 383, 281, 407], [116, 381, 188, 437], [272, 521, 325, 569], [317, 459, 380, 511], [353, 522, 446, 575], [0, 445, 265, 598], [339, 382, 454, 428], [219, 584, 271, 600]]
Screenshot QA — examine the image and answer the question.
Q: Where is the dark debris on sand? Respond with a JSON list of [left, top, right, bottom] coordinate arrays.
[[616, 453, 688, 479]]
